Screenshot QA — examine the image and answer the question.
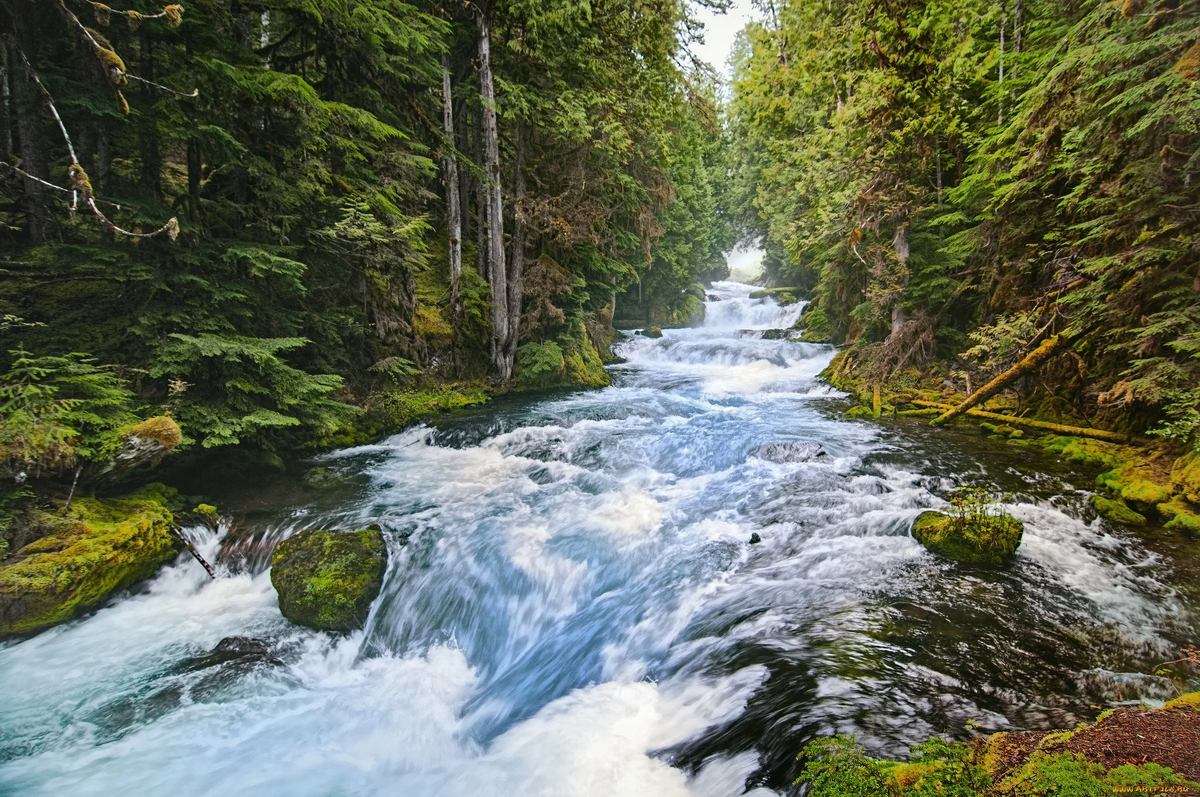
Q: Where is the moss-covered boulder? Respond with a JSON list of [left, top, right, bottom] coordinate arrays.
[[911, 510, 1024, 564], [640, 325, 664, 339], [270, 527, 388, 632], [1158, 496, 1200, 534], [1090, 494, 1147, 525], [844, 405, 876, 419], [0, 486, 181, 636]]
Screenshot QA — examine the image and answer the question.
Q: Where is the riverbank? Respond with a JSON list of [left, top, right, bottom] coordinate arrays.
[[799, 692, 1200, 796], [823, 349, 1200, 541]]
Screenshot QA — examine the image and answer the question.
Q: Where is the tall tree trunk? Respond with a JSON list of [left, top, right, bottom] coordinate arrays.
[[442, 54, 463, 321], [12, 2, 48, 243], [477, 12, 509, 378], [1, 45, 12, 161], [455, 95, 471, 246], [472, 99, 487, 280], [502, 118, 528, 372], [891, 223, 910, 338]]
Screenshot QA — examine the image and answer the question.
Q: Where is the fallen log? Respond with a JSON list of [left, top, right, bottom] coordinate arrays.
[[913, 400, 1131, 443], [931, 334, 1071, 426], [897, 407, 940, 417]]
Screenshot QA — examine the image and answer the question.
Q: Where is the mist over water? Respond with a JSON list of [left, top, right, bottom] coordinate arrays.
[[1, 281, 1194, 796]]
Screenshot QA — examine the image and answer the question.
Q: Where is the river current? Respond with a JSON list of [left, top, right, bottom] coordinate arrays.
[[0, 281, 1194, 795]]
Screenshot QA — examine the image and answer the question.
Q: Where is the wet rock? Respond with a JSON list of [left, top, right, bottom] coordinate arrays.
[[751, 442, 827, 464], [760, 329, 792, 340], [302, 466, 344, 490], [185, 636, 278, 671], [270, 527, 388, 632], [639, 325, 664, 339], [911, 510, 1024, 565], [92, 416, 183, 482], [749, 533, 762, 545], [0, 486, 181, 636], [706, 294, 721, 301]]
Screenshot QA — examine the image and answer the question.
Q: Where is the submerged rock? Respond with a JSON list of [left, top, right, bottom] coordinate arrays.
[[184, 636, 279, 671], [751, 442, 827, 464], [911, 510, 1024, 565], [270, 527, 388, 632], [0, 486, 181, 636]]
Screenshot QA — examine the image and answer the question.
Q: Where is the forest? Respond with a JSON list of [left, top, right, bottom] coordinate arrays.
[[2, 0, 1200, 794], [730, 0, 1200, 449], [0, 0, 733, 484]]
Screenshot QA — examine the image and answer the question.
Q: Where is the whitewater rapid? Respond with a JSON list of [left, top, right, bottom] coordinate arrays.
[[0, 281, 1192, 796]]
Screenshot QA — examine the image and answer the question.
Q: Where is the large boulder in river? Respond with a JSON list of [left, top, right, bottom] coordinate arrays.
[[270, 527, 388, 632], [911, 510, 1023, 565], [0, 486, 181, 636]]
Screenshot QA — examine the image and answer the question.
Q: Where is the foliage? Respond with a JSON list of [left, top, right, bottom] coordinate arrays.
[[729, 0, 1200, 444], [0, 348, 138, 474], [516, 341, 566, 387], [0, 0, 731, 472]]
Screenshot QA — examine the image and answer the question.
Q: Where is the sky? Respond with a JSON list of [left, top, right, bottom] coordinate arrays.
[[688, 0, 761, 78]]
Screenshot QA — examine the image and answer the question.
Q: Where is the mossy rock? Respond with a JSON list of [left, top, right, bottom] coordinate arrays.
[[980, 422, 998, 436], [844, 405, 876, 420], [1171, 452, 1200, 503], [122, 416, 183, 449], [270, 527, 388, 632], [1158, 497, 1200, 534], [911, 510, 1024, 564], [640, 325, 664, 339], [1042, 436, 1123, 470], [0, 487, 181, 636], [1009, 429, 1025, 440], [1090, 495, 1147, 526]]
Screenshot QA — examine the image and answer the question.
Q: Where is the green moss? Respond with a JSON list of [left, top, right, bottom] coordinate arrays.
[[1042, 436, 1123, 470], [1000, 752, 1198, 796], [911, 510, 1024, 564], [0, 487, 180, 635], [1117, 477, 1173, 508], [1159, 496, 1200, 534], [1162, 691, 1200, 710], [798, 307, 833, 342], [641, 325, 664, 338], [270, 527, 388, 632], [845, 405, 876, 419], [1089, 495, 1147, 526], [121, 416, 183, 449], [1171, 452, 1200, 502], [980, 422, 998, 435]]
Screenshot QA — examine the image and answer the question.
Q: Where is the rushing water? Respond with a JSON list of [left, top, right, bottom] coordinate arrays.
[[1, 281, 1196, 796]]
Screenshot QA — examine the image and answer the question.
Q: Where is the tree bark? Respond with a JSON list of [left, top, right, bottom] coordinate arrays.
[[502, 118, 528, 372], [477, 11, 509, 378], [12, 2, 48, 243], [455, 95, 471, 247], [931, 334, 1070, 426], [442, 54, 463, 321]]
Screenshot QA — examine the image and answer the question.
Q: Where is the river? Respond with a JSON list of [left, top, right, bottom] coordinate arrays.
[[0, 281, 1194, 796]]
